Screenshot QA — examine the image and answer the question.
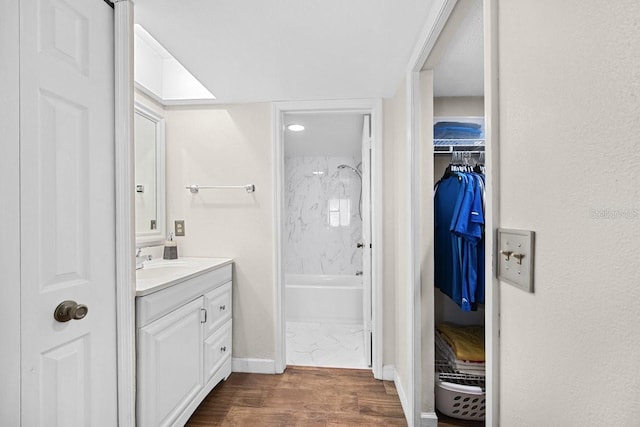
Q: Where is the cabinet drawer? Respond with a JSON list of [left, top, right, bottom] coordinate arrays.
[[204, 282, 232, 337], [137, 264, 232, 328], [204, 320, 232, 385]]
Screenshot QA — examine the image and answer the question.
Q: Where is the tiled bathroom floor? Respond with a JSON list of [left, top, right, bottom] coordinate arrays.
[[286, 321, 368, 369]]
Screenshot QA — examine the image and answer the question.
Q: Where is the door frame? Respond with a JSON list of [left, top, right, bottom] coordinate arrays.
[[114, 1, 137, 426], [272, 99, 384, 378], [405, 0, 500, 425]]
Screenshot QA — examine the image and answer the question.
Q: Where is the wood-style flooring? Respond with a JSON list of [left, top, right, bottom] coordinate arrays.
[[186, 366, 405, 426], [186, 366, 485, 426]]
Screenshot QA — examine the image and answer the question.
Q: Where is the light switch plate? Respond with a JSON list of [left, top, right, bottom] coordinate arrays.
[[498, 228, 535, 293]]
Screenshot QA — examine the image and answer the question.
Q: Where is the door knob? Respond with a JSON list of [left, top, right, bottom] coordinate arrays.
[[54, 300, 88, 322]]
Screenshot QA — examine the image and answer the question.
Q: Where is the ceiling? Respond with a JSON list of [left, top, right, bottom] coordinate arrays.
[[133, 0, 438, 103], [431, 0, 484, 97]]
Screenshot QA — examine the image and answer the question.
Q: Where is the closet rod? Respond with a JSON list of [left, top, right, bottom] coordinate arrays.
[[186, 184, 256, 194]]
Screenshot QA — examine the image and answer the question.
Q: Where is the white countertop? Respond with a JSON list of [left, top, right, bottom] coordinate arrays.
[[135, 257, 233, 297]]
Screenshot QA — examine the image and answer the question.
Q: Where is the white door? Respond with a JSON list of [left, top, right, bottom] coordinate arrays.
[[19, 0, 118, 425], [361, 115, 373, 367]]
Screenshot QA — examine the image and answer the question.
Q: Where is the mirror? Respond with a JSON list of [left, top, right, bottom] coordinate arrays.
[[135, 101, 166, 246]]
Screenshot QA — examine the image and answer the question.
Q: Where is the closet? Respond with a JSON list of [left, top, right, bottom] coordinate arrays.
[[432, 107, 486, 425]]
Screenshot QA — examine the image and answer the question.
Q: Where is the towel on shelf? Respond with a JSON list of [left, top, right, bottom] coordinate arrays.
[[434, 121, 483, 139], [437, 323, 485, 362], [435, 331, 485, 376]]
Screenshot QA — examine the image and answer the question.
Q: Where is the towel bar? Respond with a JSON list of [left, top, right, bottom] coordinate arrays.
[[185, 184, 255, 194]]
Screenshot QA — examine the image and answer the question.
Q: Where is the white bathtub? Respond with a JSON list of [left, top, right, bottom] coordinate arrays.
[[285, 274, 363, 324]]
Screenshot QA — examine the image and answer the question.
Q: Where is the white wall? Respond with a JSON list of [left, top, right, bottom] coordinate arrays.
[[434, 96, 483, 117], [498, 0, 640, 425], [384, 80, 411, 394], [164, 103, 275, 361]]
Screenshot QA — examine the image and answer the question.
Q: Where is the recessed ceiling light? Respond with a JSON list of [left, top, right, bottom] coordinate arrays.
[[287, 124, 305, 132]]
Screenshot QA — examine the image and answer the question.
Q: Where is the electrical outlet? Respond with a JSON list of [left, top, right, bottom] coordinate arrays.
[[175, 220, 185, 236]]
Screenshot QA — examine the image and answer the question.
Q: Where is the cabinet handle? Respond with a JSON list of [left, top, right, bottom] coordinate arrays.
[[220, 346, 227, 352], [219, 305, 226, 311]]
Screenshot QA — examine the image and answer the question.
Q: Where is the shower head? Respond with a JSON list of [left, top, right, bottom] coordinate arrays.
[[337, 164, 362, 179]]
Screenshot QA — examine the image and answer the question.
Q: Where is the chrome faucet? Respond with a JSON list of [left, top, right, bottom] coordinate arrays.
[[135, 248, 152, 270]]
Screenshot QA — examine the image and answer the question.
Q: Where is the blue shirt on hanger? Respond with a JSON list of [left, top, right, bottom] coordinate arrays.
[[435, 173, 467, 307]]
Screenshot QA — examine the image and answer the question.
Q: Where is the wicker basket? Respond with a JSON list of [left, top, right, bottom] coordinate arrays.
[[436, 379, 486, 421]]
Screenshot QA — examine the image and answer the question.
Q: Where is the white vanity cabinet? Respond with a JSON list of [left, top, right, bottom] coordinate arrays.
[[136, 259, 233, 427]]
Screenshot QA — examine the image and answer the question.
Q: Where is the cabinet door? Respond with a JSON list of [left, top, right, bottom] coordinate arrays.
[[204, 320, 232, 385], [203, 282, 232, 336], [137, 298, 204, 427]]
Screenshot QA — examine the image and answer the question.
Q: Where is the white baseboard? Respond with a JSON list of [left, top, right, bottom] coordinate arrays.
[[231, 358, 276, 374], [420, 412, 438, 427], [394, 369, 411, 426], [382, 364, 395, 381]]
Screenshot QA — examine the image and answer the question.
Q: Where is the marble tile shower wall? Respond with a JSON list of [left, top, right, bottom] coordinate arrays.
[[285, 156, 362, 275]]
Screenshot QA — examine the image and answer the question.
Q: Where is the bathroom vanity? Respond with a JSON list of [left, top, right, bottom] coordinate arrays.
[[135, 257, 233, 427]]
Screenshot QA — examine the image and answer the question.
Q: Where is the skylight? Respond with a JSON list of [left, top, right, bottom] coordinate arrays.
[[134, 24, 216, 103]]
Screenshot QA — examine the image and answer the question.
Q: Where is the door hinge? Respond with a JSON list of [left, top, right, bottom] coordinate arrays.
[[201, 308, 207, 323]]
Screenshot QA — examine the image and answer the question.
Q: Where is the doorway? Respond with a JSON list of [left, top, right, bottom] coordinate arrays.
[[273, 100, 383, 378], [282, 112, 371, 369], [406, 0, 500, 425]]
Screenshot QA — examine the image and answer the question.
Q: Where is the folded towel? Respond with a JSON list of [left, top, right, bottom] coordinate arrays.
[[435, 331, 485, 376], [434, 121, 483, 139], [437, 323, 485, 362], [434, 121, 482, 129]]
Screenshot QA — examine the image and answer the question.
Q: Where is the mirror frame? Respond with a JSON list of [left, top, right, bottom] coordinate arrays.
[[134, 101, 166, 247]]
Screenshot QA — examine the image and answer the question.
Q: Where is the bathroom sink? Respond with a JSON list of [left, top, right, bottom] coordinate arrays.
[[136, 259, 198, 281], [142, 260, 198, 270], [135, 257, 233, 296], [136, 264, 190, 280]]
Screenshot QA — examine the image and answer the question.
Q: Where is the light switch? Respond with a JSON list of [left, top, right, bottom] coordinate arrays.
[[498, 228, 535, 293]]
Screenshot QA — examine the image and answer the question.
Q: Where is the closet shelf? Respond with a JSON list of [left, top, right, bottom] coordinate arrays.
[[436, 360, 486, 390], [434, 139, 485, 153], [434, 116, 485, 153]]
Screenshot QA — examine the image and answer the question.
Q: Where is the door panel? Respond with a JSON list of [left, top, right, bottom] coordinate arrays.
[[19, 0, 117, 425], [37, 91, 90, 291], [41, 336, 89, 425]]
